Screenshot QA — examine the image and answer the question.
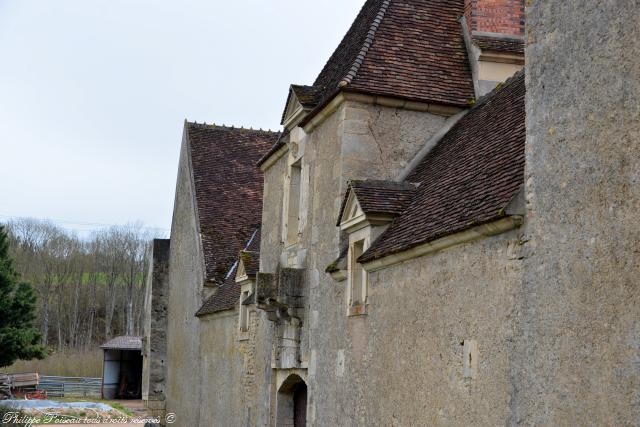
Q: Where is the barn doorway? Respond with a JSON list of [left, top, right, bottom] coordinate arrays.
[[277, 374, 307, 426], [100, 336, 143, 400]]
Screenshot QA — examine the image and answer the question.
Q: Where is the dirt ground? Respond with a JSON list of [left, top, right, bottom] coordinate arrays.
[[41, 399, 154, 426]]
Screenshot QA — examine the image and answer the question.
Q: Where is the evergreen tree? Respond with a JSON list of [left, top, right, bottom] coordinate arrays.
[[0, 225, 47, 367]]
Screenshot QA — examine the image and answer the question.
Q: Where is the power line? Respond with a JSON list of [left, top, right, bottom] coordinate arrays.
[[0, 214, 170, 233]]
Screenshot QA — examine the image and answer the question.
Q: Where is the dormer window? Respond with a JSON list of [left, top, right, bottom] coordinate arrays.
[[281, 84, 321, 130], [234, 245, 259, 341], [334, 180, 418, 316]]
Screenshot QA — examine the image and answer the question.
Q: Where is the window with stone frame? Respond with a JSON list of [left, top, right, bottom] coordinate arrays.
[[239, 290, 250, 333], [348, 238, 368, 313], [284, 159, 302, 245]]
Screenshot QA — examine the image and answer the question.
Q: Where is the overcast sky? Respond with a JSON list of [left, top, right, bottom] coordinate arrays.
[[0, 0, 364, 236]]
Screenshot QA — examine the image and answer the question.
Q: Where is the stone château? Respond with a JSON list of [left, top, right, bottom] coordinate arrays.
[[142, 0, 640, 425]]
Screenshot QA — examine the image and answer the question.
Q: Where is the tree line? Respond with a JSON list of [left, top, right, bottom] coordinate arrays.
[[3, 218, 156, 353]]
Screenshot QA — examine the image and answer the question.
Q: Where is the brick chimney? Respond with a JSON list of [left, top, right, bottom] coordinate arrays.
[[464, 0, 525, 36]]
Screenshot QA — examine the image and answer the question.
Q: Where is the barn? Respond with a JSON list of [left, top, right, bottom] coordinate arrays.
[[100, 336, 143, 400]]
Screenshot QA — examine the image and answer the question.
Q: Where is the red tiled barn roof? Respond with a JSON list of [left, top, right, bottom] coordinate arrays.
[[196, 228, 261, 316], [186, 123, 277, 286]]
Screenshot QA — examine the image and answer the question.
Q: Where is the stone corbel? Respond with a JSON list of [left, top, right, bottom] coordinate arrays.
[[255, 268, 305, 322]]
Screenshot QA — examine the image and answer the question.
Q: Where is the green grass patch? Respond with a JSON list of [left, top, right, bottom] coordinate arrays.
[[110, 402, 133, 416]]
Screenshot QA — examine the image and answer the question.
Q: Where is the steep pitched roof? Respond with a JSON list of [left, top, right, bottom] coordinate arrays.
[[187, 123, 277, 284], [196, 228, 261, 316], [265, 0, 475, 167], [301, 0, 474, 125], [360, 71, 525, 262], [336, 180, 418, 226]]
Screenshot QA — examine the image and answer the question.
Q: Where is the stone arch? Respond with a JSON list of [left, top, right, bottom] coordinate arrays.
[[277, 374, 307, 427]]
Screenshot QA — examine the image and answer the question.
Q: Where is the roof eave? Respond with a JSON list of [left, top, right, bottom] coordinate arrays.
[[301, 87, 467, 134], [361, 216, 523, 272], [258, 143, 289, 171]]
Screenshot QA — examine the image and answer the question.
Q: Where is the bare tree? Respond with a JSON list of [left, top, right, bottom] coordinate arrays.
[[4, 218, 155, 352]]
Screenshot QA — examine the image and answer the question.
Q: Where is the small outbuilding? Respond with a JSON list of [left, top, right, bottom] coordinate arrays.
[[100, 336, 143, 400]]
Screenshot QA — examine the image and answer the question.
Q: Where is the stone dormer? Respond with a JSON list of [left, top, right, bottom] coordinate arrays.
[[333, 180, 417, 315], [337, 180, 417, 234], [234, 249, 259, 341], [281, 85, 322, 130], [235, 249, 259, 285]]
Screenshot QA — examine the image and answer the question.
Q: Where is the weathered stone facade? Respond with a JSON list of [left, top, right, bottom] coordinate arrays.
[[514, 1, 640, 424], [142, 239, 170, 421], [259, 101, 456, 426], [322, 229, 522, 425], [141, 0, 639, 425], [165, 128, 205, 427]]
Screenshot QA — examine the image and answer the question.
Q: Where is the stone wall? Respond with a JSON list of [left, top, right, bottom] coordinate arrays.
[[157, 2, 640, 423], [338, 101, 449, 183], [198, 306, 275, 426], [317, 229, 522, 426], [515, 1, 640, 425], [197, 312, 243, 425], [257, 101, 453, 425], [164, 125, 279, 426], [260, 156, 287, 274], [142, 238, 170, 420], [165, 128, 205, 427]]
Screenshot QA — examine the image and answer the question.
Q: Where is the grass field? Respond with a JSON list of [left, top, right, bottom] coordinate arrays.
[[5, 350, 103, 378]]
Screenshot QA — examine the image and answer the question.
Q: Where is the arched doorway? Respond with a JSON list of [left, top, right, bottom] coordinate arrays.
[[293, 381, 307, 426], [277, 374, 307, 426]]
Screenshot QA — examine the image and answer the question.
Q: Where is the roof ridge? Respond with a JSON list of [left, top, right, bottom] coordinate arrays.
[[187, 120, 281, 134], [338, 0, 392, 88]]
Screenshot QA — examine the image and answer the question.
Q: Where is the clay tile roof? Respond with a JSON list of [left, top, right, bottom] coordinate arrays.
[[240, 251, 260, 277], [196, 228, 261, 316], [360, 71, 525, 263], [187, 123, 278, 285], [100, 336, 142, 350], [301, 0, 474, 126], [337, 180, 418, 226], [264, 0, 475, 167], [256, 128, 289, 167], [196, 277, 241, 316], [473, 34, 524, 55], [291, 85, 323, 109]]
